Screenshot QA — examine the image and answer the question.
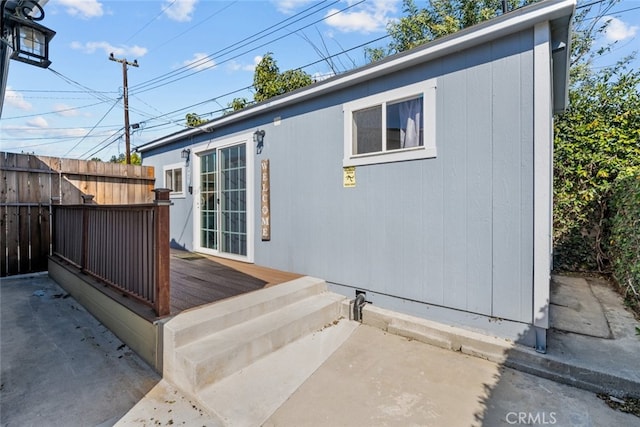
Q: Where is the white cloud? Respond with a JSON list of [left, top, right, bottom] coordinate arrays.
[[603, 16, 638, 42], [4, 87, 32, 110], [53, 103, 81, 117], [273, 0, 315, 14], [26, 117, 49, 128], [163, 0, 198, 22], [325, 0, 398, 34], [57, 0, 104, 19], [182, 53, 216, 71], [228, 56, 262, 72], [325, 0, 397, 34], [71, 41, 147, 58]]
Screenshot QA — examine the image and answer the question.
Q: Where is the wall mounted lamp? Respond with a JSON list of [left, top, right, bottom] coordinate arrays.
[[3, 2, 56, 68], [254, 129, 265, 154], [181, 148, 191, 164]]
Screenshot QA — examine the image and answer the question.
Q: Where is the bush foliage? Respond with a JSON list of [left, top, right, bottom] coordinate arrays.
[[552, 63, 640, 272], [607, 175, 640, 313]]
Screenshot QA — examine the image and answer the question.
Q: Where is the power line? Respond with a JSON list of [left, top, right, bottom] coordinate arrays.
[[577, 0, 607, 10], [80, 128, 126, 160], [7, 89, 118, 94], [63, 96, 123, 157], [122, 32, 387, 132], [123, 0, 178, 43], [129, 0, 343, 94], [0, 100, 108, 119], [146, 1, 239, 54], [131, 1, 364, 96], [48, 68, 118, 104]]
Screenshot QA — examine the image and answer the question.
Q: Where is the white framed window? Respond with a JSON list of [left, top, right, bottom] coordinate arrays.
[[164, 163, 185, 197], [343, 79, 437, 167]]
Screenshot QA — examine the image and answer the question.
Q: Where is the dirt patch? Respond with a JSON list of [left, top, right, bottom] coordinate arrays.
[[598, 394, 640, 418]]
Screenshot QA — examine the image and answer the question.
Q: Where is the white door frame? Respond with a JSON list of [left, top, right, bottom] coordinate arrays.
[[191, 133, 255, 263]]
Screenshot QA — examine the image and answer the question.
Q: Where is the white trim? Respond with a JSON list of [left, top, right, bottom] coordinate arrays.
[[533, 21, 552, 330], [191, 133, 255, 263], [163, 162, 185, 198], [342, 80, 437, 167], [137, 0, 576, 154]]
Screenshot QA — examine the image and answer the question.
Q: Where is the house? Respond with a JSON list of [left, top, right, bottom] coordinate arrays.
[[137, 0, 576, 352]]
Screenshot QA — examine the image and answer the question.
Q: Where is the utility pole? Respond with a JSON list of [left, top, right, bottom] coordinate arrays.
[[109, 53, 138, 164]]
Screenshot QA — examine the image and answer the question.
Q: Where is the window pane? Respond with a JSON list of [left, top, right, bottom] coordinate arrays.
[[165, 170, 172, 191], [174, 169, 183, 192], [353, 105, 382, 154], [387, 96, 423, 150]]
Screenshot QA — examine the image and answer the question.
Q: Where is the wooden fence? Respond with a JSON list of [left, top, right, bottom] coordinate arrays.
[[0, 152, 155, 277], [52, 189, 171, 316]]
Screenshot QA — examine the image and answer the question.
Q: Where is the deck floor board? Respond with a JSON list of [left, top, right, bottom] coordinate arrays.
[[169, 249, 302, 315]]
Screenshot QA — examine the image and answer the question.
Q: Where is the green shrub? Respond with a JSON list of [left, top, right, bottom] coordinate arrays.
[[553, 63, 640, 272], [607, 174, 640, 314]]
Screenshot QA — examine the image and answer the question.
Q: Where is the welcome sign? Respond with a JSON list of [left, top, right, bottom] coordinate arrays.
[[261, 159, 271, 241]]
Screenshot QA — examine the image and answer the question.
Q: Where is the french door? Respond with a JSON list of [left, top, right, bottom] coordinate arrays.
[[198, 142, 248, 258]]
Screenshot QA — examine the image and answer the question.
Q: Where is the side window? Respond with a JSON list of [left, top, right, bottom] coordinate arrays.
[[344, 80, 436, 167], [164, 163, 185, 197]]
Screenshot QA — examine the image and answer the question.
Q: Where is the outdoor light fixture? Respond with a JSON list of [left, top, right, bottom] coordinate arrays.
[[254, 129, 265, 154], [181, 148, 191, 164], [3, 4, 56, 69]]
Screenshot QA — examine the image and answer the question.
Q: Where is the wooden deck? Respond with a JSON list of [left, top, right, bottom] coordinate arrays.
[[169, 249, 302, 315]]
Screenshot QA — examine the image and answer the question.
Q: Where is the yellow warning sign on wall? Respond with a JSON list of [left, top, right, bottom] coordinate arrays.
[[343, 166, 356, 188]]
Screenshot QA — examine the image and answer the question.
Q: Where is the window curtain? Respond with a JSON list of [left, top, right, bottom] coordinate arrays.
[[399, 98, 422, 148]]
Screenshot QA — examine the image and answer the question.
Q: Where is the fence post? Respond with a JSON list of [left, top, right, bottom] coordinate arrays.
[[80, 195, 95, 272], [153, 188, 171, 316]]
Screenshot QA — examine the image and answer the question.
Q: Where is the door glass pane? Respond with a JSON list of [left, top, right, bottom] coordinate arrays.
[[200, 152, 217, 250], [220, 144, 247, 256]]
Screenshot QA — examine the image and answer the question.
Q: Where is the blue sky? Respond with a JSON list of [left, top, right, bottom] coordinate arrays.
[[1, 0, 639, 161]]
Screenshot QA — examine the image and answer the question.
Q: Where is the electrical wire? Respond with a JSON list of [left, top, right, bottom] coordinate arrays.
[[63, 96, 123, 157], [129, 0, 343, 94], [80, 128, 126, 159], [123, 0, 178, 43], [0, 101, 108, 119], [48, 68, 119, 104], [146, 1, 239, 54]]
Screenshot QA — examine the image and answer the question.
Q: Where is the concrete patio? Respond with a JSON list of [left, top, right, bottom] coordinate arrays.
[[1, 271, 638, 426]]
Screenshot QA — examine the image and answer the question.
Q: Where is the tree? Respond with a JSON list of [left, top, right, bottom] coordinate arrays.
[[186, 113, 205, 127], [253, 53, 313, 102], [229, 53, 314, 112], [228, 97, 250, 113], [365, 0, 535, 61], [110, 152, 142, 165]]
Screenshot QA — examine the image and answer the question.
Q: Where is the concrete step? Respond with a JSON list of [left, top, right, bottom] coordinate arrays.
[[171, 292, 345, 393], [504, 346, 640, 398], [164, 276, 327, 351], [198, 319, 359, 426]]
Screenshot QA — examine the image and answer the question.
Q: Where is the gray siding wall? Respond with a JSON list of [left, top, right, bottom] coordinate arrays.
[[145, 29, 536, 325], [143, 150, 195, 251], [254, 30, 534, 324]]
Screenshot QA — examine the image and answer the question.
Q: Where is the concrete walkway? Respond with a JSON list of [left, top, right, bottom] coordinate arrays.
[[2, 273, 638, 426], [0, 274, 160, 427]]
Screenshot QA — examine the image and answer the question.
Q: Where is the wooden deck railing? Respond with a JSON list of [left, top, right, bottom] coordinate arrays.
[[52, 189, 171, 316]]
